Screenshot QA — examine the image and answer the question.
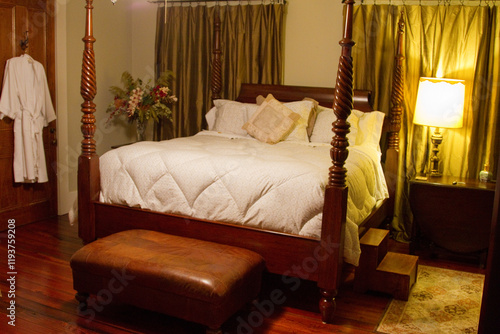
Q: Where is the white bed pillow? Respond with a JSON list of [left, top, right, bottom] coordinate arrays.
[[208, 99, 259, 136], [352, 109, 386, 151], [207, 96, 314, 142], [282, 99, 315, 142], [309, 106, 359, 145], [309, 107, 385, 149], [205, 106, 217, 130]]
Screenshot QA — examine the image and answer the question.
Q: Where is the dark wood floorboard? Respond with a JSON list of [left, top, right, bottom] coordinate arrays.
[[0, 216, 485, 334]]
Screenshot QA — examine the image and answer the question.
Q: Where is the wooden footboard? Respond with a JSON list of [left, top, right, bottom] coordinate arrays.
[[93, 202, 323, 278]]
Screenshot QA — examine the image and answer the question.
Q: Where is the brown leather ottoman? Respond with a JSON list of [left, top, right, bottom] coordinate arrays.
[[70, 229, 264, 334]]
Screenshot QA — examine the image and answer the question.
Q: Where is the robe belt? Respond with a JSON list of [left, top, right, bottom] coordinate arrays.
[[21, 107, 41, 181]]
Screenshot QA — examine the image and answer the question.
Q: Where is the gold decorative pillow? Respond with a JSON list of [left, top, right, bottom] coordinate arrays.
[[303, 98, 319, 138], [255, 95, 316, 142], [243, 95, 300, 144], [256, 95, 266, 105]]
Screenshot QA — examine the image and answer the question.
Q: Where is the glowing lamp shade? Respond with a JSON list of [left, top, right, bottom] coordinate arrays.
[[413, 77, 465, 177], [413, 77, 465, 129]]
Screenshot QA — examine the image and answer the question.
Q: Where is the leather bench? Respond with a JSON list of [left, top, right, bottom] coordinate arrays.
[[70, 229, 265, 334]]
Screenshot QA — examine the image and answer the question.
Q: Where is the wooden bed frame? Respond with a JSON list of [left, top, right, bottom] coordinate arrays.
[[77, 0, 404, 324]]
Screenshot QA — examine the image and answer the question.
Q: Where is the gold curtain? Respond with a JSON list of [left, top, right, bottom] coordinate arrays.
[[155, 3, 285, 139], [353, 4, 499, 241]]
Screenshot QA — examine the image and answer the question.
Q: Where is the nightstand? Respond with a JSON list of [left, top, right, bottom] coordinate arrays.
[[409, 175, 495, 265]]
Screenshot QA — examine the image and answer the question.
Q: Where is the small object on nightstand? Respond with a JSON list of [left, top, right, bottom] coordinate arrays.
[[479, 163, 491, 182], [415, 175, 427, 181], [452, 180, 457, 185]]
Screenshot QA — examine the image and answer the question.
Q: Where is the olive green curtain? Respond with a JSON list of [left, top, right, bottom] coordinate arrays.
[[155, 3, 285, 139], [353, 4, 499, 241]]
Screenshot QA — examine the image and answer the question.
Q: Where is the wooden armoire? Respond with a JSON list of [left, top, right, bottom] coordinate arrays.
[[0, 0, 57, 230]]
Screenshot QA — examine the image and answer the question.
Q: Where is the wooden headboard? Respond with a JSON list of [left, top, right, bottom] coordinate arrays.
[[236, 83, 373, 112]]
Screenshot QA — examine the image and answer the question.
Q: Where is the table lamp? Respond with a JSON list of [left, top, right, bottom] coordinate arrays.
[[413, 77, 465, 177]]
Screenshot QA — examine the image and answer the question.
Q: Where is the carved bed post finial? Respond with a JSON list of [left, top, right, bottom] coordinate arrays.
[[211, 5, 222, 101], [388, 10, 405, 151], [330, 0, 355, 188], [81, 0, 97, 157]]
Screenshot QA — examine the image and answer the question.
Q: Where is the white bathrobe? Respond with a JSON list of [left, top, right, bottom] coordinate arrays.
[[0, 54, 56, 183]]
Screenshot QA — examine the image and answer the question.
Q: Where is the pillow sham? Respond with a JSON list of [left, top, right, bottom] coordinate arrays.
[[352, 109, 386, 151], [309, 106, 359, 145], [310, 107, 385, 149], [282, 99, 315, 142], [242, 96, 301, 144], [205, 106, 217, 130], [209, 99, 259, 136]]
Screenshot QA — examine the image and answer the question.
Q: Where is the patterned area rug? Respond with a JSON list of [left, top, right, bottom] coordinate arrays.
[[377, 265, 484, 334]]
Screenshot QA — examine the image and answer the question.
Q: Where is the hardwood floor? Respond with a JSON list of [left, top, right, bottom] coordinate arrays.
[[0, 216, 485, 334]]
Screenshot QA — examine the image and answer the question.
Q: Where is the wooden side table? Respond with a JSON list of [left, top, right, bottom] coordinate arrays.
[[409, 175, 495, 264]]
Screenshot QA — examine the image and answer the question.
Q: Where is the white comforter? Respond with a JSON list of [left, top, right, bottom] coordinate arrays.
[[99, 131, 389, 266]]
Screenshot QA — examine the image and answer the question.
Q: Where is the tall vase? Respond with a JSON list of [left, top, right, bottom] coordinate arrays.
[[136, 119, 147, 141]]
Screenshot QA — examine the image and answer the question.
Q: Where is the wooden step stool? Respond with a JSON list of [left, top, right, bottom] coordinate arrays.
[[354, 228, 418, 300]]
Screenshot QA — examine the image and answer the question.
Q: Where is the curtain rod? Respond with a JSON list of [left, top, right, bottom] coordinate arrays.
[[359, 0, 499, 4], [148, 0, 285, 4]]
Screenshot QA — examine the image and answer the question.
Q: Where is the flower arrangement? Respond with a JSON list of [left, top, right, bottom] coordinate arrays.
[[106, 71, 177, 125]]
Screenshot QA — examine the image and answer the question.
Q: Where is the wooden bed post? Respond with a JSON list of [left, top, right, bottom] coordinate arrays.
[[211, 5, 222, 101], [318, 0, 355, 324], [385, 11, 405, 214], [78, 0, 99, 244]]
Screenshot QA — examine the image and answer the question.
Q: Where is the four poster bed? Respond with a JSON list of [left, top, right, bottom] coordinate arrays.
[[77, 0, 404, 324]]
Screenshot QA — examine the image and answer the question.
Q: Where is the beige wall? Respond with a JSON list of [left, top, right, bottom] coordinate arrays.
[[55, 0, 345, 214], [284, 0, 342, 87], [56, 0, 138, 213]]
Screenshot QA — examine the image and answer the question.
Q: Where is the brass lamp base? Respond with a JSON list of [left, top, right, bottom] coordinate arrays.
[[429, 170, 442, 177], [428, 127, 443, 177]]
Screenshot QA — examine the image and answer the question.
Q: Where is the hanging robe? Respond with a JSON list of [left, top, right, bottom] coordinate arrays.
[[0, 54, 56, 183]]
